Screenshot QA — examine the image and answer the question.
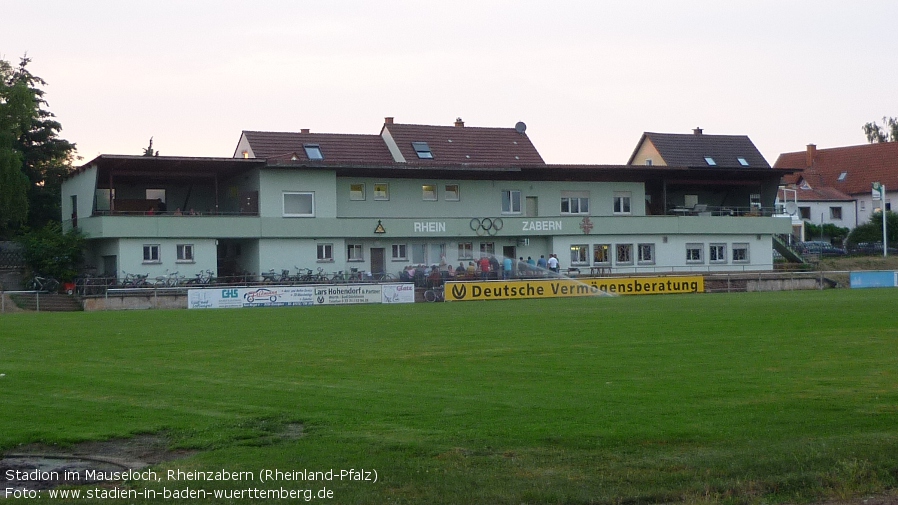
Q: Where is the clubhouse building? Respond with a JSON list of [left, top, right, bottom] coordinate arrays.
[[61, 118, 796, 280]]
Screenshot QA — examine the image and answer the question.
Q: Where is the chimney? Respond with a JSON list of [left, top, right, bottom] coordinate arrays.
[[384, 117, 394, 125], [454, 117, 465, 128], [806, 144, 816, 168], [693, 127, 703, 135], [300, 128, 310, 134]]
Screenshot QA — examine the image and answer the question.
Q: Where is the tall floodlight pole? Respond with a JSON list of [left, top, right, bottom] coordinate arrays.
[[873, 182, 887, 257]]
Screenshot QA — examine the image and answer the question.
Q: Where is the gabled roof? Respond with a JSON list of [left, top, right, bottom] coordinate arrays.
[[237, 131, 395, 163], [628, 131, 770, 168], [774, 142, 898, 195], [382, 122, 545, 165], [779, 184, 854, 203]]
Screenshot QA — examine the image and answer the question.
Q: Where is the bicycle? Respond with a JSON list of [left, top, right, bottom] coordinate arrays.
[[27, 274, 60, 293], [154, 270, 184, 287], [424, 285, 445, 302]]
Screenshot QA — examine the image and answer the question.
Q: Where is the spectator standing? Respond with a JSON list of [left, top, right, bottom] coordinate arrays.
[[547, 254, 559, 273], [537, 255, 548, 270], [478, 255, 491, 280], [502, 256, 513, 280]]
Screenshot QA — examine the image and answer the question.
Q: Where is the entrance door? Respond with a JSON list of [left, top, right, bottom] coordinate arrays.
[[370, 248, 385, 275], [240, 191, 259, 215], [525, 196, 538, 217], [102, 255, 117, 278]]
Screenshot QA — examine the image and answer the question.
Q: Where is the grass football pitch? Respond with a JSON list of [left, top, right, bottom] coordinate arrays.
[[1, 289, 897, 504]]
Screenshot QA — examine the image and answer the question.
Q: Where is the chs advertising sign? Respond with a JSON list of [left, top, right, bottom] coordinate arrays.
[[188, 283, 414, 309], [444, 276, 704, 302]]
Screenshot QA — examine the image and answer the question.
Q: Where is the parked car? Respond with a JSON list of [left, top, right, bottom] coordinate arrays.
[[799, 241, 846, 256], [846, 242, 898, 255]]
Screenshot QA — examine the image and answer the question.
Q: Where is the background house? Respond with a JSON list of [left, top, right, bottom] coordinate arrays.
[[775, 143, 898, 228]]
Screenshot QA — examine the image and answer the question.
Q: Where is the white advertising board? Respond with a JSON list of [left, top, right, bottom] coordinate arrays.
[[188, 283, 414, 309]]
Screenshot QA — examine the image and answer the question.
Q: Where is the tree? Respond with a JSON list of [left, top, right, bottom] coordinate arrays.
[[846, 211, 898, 248], [16, 221, 85, 282], [0, 56, 77, 235], [142, 136, 158, 156], [0, 60, 34, 235], [862, 116, 898, 143]]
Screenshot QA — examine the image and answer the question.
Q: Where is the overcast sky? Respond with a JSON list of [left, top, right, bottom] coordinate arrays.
[[3, 1, 897, 166]]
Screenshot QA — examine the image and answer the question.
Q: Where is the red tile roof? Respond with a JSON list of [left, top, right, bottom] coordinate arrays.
[[240, 131, 395, 163], [383, 123, 545, 165], [774, 142, 898, 195]]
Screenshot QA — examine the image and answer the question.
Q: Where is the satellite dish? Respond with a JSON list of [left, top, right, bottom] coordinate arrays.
[[785, 202, 798, 216], [514, 121, 527, 134]]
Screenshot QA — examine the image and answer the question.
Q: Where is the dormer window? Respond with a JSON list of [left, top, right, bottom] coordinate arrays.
[[737, 157, 749, 166], [412, 142, 433, 159], [304, 144, 323, 160], [704, 157, 717, 166], [838, 171, 848, 181]]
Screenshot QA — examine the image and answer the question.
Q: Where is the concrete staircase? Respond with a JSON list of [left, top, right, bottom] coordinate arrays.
[[8, 293, 83, 312]]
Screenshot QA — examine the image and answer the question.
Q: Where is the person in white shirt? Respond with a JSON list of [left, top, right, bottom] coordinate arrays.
[[547, 254, 559, 273]]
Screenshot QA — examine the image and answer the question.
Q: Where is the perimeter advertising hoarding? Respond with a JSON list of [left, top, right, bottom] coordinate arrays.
[[187, 283, 414, 309], [849, 271, 898, 289], [444, 276, 704, 302]]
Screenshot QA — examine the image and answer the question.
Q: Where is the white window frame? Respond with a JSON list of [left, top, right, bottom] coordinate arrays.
[[686, 243, 704, 264], [317, 243, 334, 262], [347, 243, 363, 262], [615, 244, 633, 266], [570, 244, 589, 266], [479, 242, 495, 255], [732, 243, 750, 263], [391, 244, 407, 261], [458, 242, 473, 260], [374, 183, 390, 201], [829, 206, 842, 220], [283, 191, 315, 217], [143, 244, 161, 264], [637, 243, 655, 265], [445, 184, 460, 201], [350, 183, 365, 201], [304, 144, 323, 160], [422, 184, 437, 201], [613, 192, 631, 215], [593, 244, 611, 265], [176, 244, 194, 263], [501, 190, 522, 214], [561, 191, 590, 215], [709, 243, 727, 263]]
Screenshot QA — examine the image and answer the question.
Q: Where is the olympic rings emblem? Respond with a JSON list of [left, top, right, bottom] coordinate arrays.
[[469, 217, 503, 236]]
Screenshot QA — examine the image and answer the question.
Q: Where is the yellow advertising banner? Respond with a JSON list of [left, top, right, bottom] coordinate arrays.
[[444, 276, 704, 302]]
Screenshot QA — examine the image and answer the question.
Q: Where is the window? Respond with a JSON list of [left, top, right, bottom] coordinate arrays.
[[350, 183, 365, 201], [422, 185, 437, 201], [637, 243, 655, 265], [686, 244, 703, 263], [838, 171, 848, 181], [412, 142, 433, 159], [317, 243, 334, 262], [146, 189, 166, 204], [304, 144, 323, 160], [799, 206, 811, 220], [347, 244, 363, 261], [732, 243, 749, 263], [613, 192, 631, 215], [374, 183, 389, 201], [709, 243, 726, 263], [570, 245, 589, 266], [830, 207, 842, 220], [860, 201, 866, 211], [501, 190, 522, 214], [561, 191, 590, 215], [458, 242, 473, 260], [593, 244, 610, 264], [750, 193, 762, 210], [445, 184, 460, 201], [283, 192, 314, 216], [616, 244, 633, 265], [143, 244, 160, 263], [479, 242, 495, 255], [391, 244, 407, 261], [95, 188, 114, 211], [645, 159, 653, 166], [176, 244, 194, 262], [704, 157, 717, 166], [684, 194, 699, 208], [737, 157, 749, 166]]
